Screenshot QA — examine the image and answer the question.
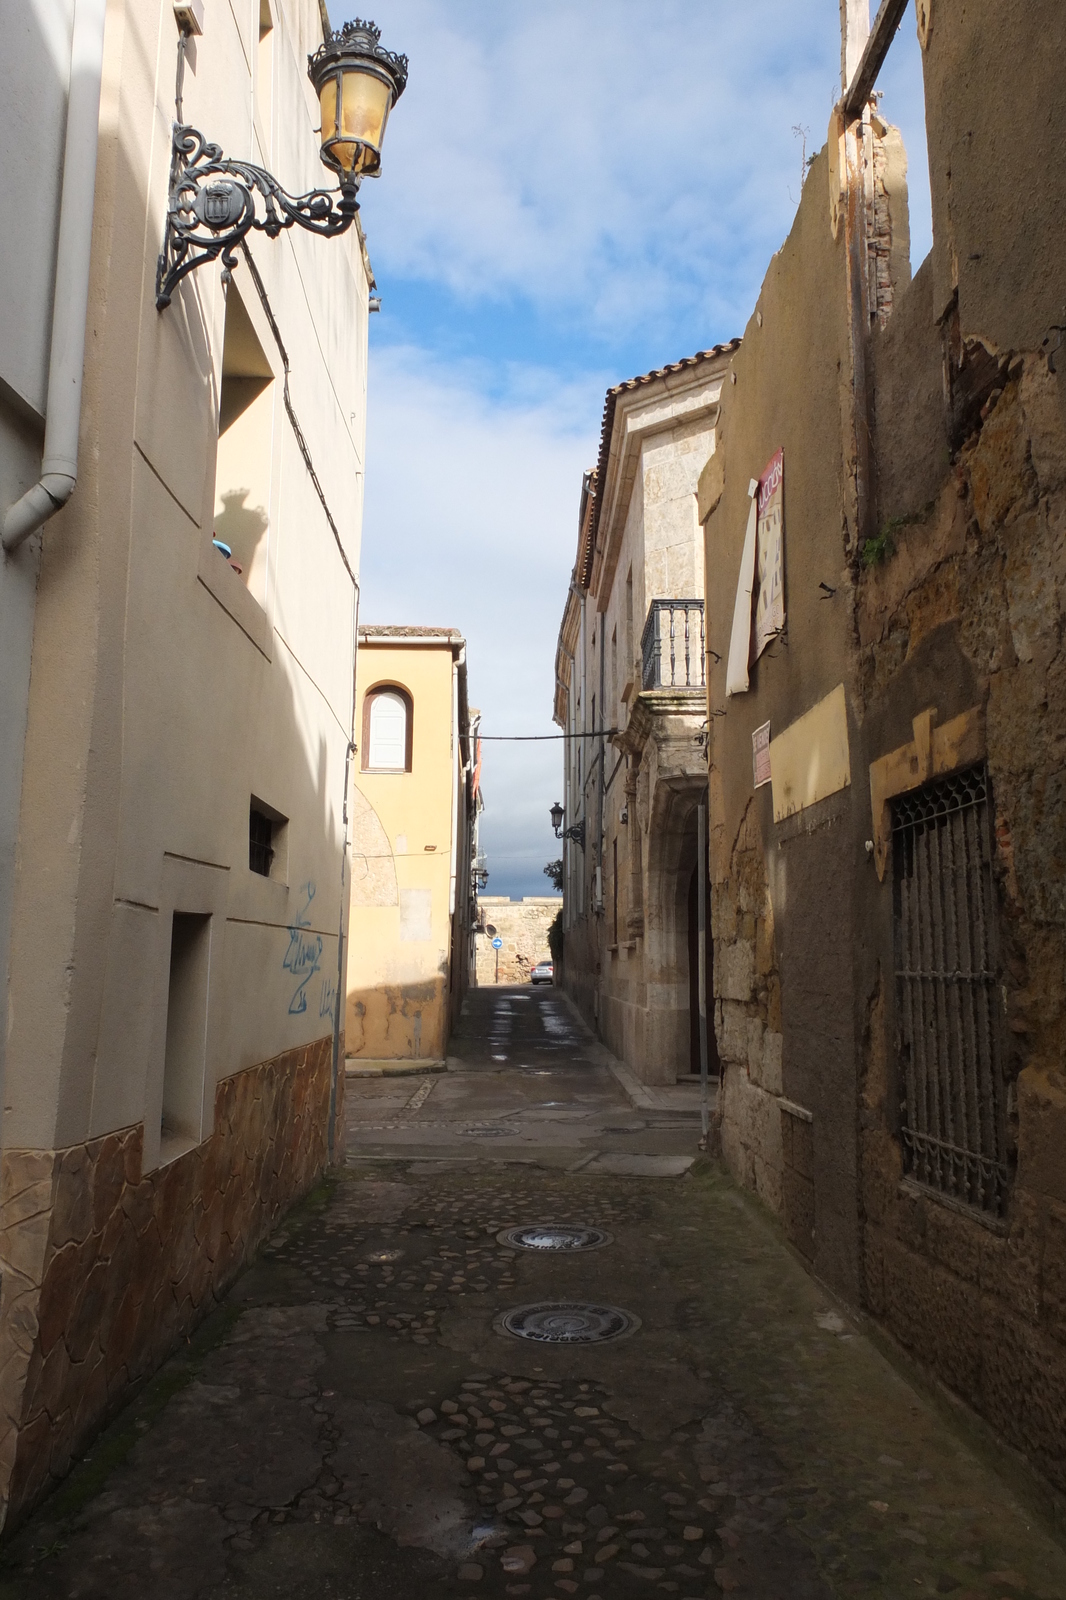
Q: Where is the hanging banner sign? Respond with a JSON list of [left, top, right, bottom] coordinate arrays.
[[726, 480, 759, 697], [752, 448, 785, 663]]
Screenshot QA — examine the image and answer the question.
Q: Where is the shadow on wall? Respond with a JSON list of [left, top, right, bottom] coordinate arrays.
[[346, 977, 449, 1061], [214, 486, 269, 579], [0, 86, 358, 1527]]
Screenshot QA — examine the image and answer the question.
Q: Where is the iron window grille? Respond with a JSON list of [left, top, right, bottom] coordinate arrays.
[[641, 600, 705, 691], [892, 763, 1011, 1217], [249, 806, 275, 876]]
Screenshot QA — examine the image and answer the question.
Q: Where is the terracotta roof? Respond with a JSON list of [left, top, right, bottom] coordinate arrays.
[[578, 339, 742, 589]]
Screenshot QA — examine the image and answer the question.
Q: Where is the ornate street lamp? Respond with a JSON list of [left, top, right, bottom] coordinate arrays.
[[156, 17, 407, 310], [551, 802, 586, 849]]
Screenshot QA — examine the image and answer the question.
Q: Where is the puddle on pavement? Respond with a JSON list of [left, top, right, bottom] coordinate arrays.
[[495, 1300, 640, 1343], [497, 1224, 612, 1252]]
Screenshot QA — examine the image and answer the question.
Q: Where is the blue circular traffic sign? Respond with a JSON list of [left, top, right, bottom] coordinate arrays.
[[491, 937, 503, 949]]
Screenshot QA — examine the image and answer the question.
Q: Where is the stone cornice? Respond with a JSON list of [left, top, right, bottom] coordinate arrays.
[[614, 687, 708, 760]]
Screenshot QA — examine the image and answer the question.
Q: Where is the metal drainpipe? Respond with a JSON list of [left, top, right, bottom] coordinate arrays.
[[2, 0, 108, 552], [449, 647, 463, 921], [328, 580, 360, 1166]]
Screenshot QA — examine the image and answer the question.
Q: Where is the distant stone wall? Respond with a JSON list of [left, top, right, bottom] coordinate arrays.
[[475, 898, 561, 985], [0, 1037, 336, 1529]]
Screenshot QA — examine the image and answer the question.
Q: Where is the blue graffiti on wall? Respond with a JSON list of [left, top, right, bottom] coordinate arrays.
[[319, 974, 337, 1020], [284, 882, 323, 1015]]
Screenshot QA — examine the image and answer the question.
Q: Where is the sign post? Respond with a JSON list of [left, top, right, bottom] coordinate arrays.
[[491, 935, 502, 984]]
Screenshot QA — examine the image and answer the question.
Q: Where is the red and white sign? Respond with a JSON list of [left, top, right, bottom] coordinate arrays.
[[752, 721, 771, 788]]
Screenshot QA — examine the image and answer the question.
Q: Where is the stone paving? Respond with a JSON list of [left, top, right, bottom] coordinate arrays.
[[2, 987, 1066, 1598]]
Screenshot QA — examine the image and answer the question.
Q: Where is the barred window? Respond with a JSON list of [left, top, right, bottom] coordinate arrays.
[[249, 805, 275, 876], [892, 763, 1011, 1216]]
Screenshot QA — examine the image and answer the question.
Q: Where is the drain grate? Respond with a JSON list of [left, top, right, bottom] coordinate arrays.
[[497, 1224, 612, 1252], [495, 1301, 639, 1344]]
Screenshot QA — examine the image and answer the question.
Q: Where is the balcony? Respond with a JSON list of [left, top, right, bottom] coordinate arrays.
[[641, 599, 705, 691]]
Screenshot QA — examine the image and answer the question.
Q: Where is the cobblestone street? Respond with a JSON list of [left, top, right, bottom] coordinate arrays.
[[3, 989, 1066, 1599]]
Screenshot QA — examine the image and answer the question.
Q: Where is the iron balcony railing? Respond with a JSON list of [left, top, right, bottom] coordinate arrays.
[[641, 599, 705, 691]]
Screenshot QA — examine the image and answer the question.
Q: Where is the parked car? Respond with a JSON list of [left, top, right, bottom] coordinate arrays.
[[531, 960, 554, 985]]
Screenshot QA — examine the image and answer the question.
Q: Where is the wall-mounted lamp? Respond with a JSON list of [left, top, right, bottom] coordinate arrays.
[[550, 802, 586, 849], [156, 16, 407, 310]]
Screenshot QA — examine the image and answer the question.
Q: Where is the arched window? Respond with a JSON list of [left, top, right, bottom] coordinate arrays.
[[362, 686, 412, 772]]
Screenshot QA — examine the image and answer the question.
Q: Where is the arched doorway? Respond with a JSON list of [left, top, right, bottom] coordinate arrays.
[[643, 779, 716, 1083]]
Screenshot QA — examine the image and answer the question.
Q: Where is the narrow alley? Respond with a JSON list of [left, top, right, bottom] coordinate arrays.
[[4, 988, 1065, 1600]]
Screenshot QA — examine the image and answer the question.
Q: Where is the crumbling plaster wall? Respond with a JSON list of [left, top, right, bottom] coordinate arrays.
[[851, 0, 1066, 1492], [703, 0, 1066, 1489], [703, 133, 865, 1297], [857, 342, 1066, 1492]]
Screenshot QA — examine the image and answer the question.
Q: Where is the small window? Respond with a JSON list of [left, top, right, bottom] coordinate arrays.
[[249, 797, 288, 878], [161, 912, 211, 1160], [249, 807, 274, 875], [362, 686, 412, 772], [215, 285, 274, 603]]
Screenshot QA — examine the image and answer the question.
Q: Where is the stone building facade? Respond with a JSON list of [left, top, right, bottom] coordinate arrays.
[[554, 348, 735, 1083], [0, 0, 386, 1528], [475, 898, 560, 986], [701, 0, 1066, 1493]]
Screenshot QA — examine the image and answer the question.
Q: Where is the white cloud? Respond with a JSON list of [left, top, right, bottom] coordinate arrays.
[[344, 0, 936, 898], [359, 345, 599, 895], [350, 0, 848, 341]]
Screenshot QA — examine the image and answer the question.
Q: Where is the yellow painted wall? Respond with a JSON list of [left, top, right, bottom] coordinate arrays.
[[346, 638, 458, 1060]]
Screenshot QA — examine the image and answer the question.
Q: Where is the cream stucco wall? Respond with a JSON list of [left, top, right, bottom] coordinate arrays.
[[0, 0, 379, 1525], [4, 0, 371, 1162], [346, 636, 464, 1061], [0, 0, 76, 1154]]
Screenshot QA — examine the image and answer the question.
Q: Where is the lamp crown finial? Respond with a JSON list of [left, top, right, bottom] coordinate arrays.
[[309, 16, 409, 98], [333, 17, 381, 45]]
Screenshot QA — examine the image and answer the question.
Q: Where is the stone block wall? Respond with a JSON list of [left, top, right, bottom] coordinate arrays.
[[712, 797, 786, 1218], [0, 1036, 336, 1529], [475, 898, 561, 986], [856, 352, 1066, 1493]]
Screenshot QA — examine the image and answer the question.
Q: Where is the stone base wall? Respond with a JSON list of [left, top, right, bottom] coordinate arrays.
[[0, 1035, 337, 1530], [475, 898, 561, 985], [863, 1123, 1066, 1494], [719, 1066, 783, 1214], [713, 798, 790, 1215]]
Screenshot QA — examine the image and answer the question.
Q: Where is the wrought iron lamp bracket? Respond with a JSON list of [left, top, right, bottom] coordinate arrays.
[[554, 819, 586, 849], [155, 124, 360, 310]]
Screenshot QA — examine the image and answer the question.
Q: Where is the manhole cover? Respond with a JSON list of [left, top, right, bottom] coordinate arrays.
[[497, 1224, 612, 1252], [495, 1301, 639, 1344]]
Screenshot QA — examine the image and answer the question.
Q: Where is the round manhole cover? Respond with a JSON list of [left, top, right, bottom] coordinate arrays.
[[495, 1301, 639, 1344], [497, 1224, 613, 1252]]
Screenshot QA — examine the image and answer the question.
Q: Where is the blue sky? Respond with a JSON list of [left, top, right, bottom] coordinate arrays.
[[339, 0, 932, 899]]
